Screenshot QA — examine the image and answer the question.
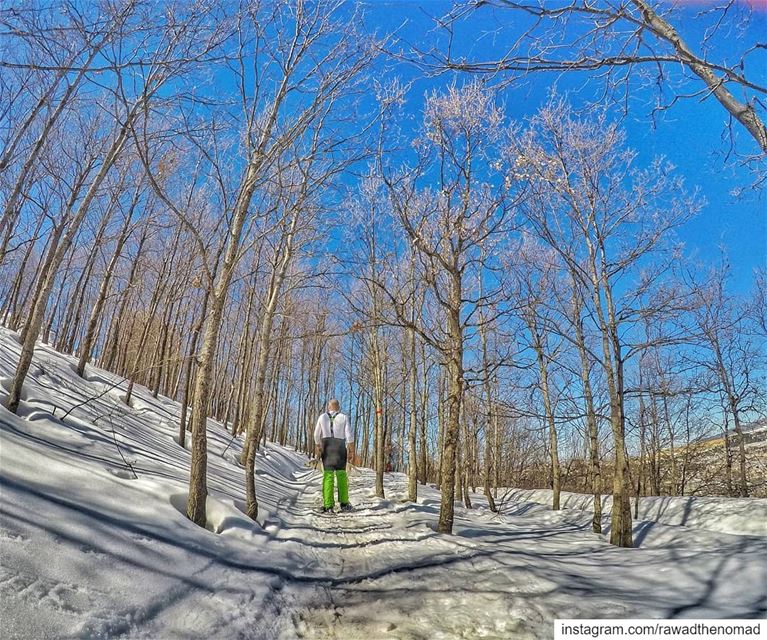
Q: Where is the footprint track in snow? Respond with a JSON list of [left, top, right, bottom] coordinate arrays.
[[0, 567, 101, 616]]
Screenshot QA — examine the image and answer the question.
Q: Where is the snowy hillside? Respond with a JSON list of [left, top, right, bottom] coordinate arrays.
[[1, 327, 766, 639], [498, 488, 767, 537]]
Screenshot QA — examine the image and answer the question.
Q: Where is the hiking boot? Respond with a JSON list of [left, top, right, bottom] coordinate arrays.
[[321, 506, 334, 514], [339, 503, 353, 512]]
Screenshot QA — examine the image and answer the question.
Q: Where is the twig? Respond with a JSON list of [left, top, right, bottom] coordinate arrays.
[[221, 432, 239, 458], [95, 411, 138, 480]]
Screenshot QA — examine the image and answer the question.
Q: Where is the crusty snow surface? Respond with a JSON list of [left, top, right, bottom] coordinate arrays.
[[0, 326, 765, 639]]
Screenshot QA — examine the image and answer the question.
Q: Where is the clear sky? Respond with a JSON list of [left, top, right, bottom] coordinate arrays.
[[351, 0, 766, 295]]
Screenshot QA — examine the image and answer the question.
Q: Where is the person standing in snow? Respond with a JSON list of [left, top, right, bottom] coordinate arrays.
[[314, 399, 355, 513]]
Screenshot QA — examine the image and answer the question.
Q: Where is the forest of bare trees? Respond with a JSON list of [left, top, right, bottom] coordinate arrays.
[[1, 0, 764, 550]]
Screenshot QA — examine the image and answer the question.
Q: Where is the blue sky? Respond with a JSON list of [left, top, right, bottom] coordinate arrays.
[[352, 0, 766, 295]]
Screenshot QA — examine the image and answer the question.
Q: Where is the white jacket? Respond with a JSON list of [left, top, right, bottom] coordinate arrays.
[[314, 411, 353, 444]]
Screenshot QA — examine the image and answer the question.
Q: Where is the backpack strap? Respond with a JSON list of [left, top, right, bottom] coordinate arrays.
[[327, 412, 336, 437]]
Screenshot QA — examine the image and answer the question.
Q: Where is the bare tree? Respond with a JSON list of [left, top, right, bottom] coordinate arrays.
[[513, 239, 563, 511], [514, 101, 699, 546], [346, 175, 398, 499], [687, 263, 765, 497], [374, 81, 516, 534], [426, 1, 766, 158]]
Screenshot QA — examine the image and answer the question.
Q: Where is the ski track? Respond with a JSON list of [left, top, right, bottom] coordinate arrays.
[[1, 326, 767, 639]]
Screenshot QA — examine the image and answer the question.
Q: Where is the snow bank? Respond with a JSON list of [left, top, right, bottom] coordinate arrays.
[[499, 488, 767, 536]]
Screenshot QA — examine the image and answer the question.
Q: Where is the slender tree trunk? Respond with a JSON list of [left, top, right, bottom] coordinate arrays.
[[59, 194, 118, 353], [493, 408, 500, 498], [729, 399, 749, 498], [44, 244, 79, 345], [462, 417, 472, 509], [570, 278, 602, 532], [480, 315, 497, 512], [361, 393, 371, 468], [722, 417, 734, 497], [713, 344, 750, 498], [437, 277, 463, 534], [231, 290, 256, 438], [454, 429, 463, 504], [419, 341, 428, 484], [661, 395, 678, 495], [530, 321, 561, 511], [371, 320, 386, 498], [436, 371, 445, 489], [103, 222, 149, 371], [407, 325, 418, 502], [244, 224, 298, 521]]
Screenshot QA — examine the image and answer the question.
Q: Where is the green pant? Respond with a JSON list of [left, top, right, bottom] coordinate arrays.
[[322, 470, 349, 508]]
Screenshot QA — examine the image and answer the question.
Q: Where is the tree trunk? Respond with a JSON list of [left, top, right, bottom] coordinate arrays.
[[570, 279, 602, 532], [437, 286, 463, 534], [419, 341, 429, 484], [186, 162, 261, 527], [729, 398, 749, 498], [371, 322, 386, 498], [242, 209, 300, 519], [530, 321, 561, 511], [407, 326, 418, 502], [589, 239, 633, 548]]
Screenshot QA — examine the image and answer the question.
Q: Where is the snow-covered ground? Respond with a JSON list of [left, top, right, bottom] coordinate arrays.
[[498, 488, 767, 537], [1, 325, 766, 639]]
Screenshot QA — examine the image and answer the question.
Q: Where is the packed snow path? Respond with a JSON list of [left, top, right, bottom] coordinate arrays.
[[260, 471, 767, 639], [1, 327, 766, 639]]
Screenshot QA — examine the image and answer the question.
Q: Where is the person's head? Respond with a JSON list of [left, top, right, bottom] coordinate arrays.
[[327, 398, 340, 413]]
